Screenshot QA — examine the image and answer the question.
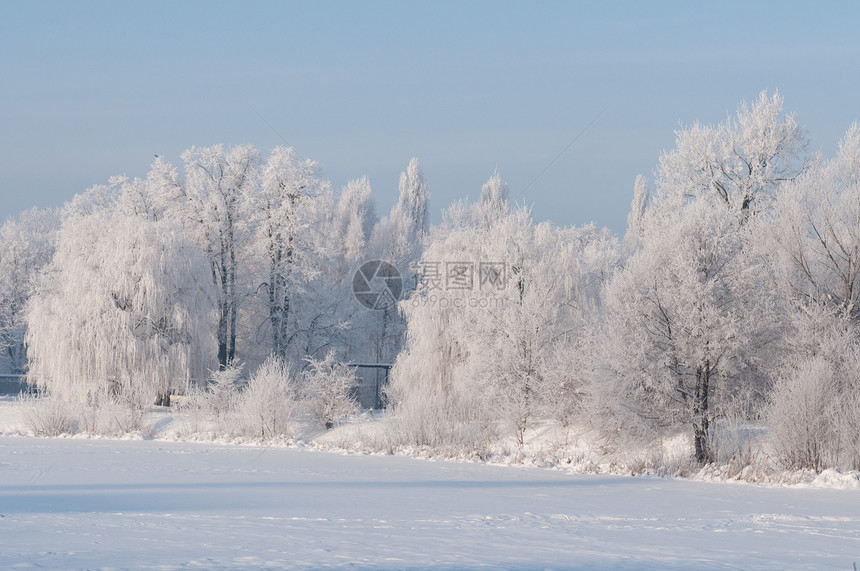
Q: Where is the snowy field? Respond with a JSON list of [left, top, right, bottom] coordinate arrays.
[[1, 436, 859, 570]]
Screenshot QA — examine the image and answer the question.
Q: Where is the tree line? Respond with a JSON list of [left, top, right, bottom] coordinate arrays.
[[4, 91, 859, 471]]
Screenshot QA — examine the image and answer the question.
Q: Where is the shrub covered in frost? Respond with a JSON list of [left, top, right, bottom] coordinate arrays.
[[302, 352, 358, 430]]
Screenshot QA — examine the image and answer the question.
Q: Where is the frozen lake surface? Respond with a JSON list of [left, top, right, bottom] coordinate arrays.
[[0, 436, 858, 569]]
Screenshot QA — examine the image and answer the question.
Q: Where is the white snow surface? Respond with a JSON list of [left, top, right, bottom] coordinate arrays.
[[1, 436, 859, 570]]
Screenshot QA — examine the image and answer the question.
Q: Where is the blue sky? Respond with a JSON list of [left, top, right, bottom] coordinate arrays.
[[2, 1, 859, 234]]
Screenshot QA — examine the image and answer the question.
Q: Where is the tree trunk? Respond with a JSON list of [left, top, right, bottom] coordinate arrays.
[[217, 305, 229, 370], [227, 235, 237, 365], [693, 359, 712, 464], [270, 236, 293, 359]]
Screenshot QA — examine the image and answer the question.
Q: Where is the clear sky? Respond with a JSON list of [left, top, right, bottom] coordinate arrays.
[[2, 1, 859, 234]]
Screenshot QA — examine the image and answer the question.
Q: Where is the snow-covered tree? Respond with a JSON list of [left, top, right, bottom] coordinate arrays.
[[761, 124, 860, 331], [598, 198, 767, 464], [192, 361, 245, 425], [389, 173, 618, 447], [117, 156, 183, 221], [26, 209, 215, 402], [180, 144, 260, 369], [234, 356, 299, 438], [757, 124, 860, 471], [657, 90, 807, 216], [252, 147, 328, 360], [595, 92, 811, 464], [330, 176, 376, 264], [324, 176, 381, 360], [766, 354, 838, 471], [478, 170, 510, 221], [302, 351, 358, 430], [0, 208, 60, 373], [390, 157, 429, 258], [367, 158, 431, 363], [623, 175, 648, 252], [371, 157, 429, 269], [62, 180, 122, 218]]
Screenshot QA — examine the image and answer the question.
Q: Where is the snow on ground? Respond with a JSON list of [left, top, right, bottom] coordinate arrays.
[[1, 436, 859, 570], [0, 395, 29, 433]]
